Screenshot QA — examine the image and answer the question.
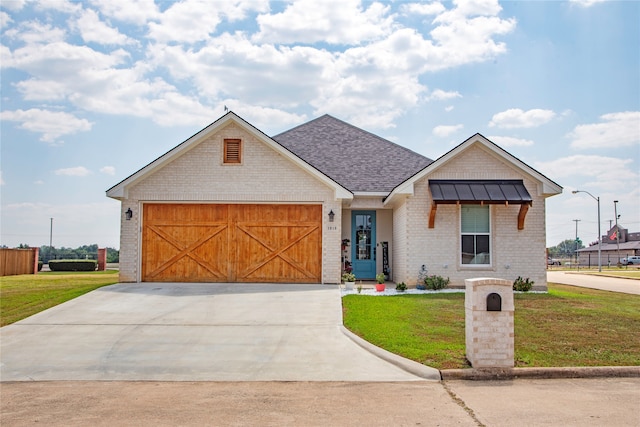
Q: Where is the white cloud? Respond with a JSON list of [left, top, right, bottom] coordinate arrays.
[[34, 0, 81, 14], [1, 11, 13, 28], [445, 105, 454, 112], [0, 109, 92, 143], [55, 166, 91, 177], [100, 166, 115, 175], [401, 2, 446, 16], [72, 9, 135, 45], [569, 0, 608, 7], [147, 0, 267, 44], [3, 20, 66, 44], [429, 89, 462, 101], [254, 0, 393, 45], [0, 0, 25, 11], [148, 0, 222, 43], [568, 111, 640, 149], [3, 0, 519, 131], [489, 108, 556, 129], [535, 155, 638, 192], [90, 0, 161, 25], [433, 124, 463, 137], [488, 135, 534, 147]]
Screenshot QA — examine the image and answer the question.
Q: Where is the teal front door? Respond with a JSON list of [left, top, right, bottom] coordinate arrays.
[[352, 211, 376, 279]]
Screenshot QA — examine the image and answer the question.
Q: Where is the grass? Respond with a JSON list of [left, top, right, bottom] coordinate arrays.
[[0, 270, 119, 327], [342, 283, 640, 370], [582, 270, 640, 279]]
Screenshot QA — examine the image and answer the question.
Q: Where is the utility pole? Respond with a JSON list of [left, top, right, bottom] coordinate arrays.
[[49, 217, 53, 263], [573, 219, 581, 269]]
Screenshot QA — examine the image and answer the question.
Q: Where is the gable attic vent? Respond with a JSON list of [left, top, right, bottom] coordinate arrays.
[[224, 139, 242, 164]]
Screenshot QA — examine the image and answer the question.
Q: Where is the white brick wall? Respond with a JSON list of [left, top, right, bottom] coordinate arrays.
[[397, 144, 549, 290], [118, 122, 342, 283]]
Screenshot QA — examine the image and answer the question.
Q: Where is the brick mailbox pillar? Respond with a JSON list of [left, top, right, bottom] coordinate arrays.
[[97, 248, 107, 271], [465, 278, 514, 368]]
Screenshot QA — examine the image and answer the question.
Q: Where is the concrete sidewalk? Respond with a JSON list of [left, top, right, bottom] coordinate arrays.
[[2, 378, 639, 426], [547, 271, 640, 294], [0, 282, 439, 382]]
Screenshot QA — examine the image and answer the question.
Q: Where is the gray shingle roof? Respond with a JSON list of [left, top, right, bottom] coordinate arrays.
[[273, 114, 433, 193]]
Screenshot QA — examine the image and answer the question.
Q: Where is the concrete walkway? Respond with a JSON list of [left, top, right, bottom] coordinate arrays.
[[0, 283, 439, 382], [547, 271, 640, 295]]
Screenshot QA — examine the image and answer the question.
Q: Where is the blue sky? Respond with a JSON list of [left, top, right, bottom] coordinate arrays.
[[1, 0, 638, 250]]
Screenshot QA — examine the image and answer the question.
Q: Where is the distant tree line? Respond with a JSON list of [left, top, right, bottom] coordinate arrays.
[[547, 238, 584, 258], [10, 243, 119, 264]]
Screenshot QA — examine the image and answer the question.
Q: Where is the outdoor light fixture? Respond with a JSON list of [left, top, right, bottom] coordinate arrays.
[[328, 209, 335, 222], [125, 208, 133, 221]]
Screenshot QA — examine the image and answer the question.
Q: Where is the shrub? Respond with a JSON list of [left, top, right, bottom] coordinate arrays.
[[424, 275, 450, 290], [342, 272, 356, 282], [395, 282, 407, 292], [513, 276, 534, 292], [49, 260, 97, 272], [416, 283, 427, 290]]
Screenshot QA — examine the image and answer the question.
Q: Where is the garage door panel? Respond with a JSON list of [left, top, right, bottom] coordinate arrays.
[[142, 204, 321, 283]]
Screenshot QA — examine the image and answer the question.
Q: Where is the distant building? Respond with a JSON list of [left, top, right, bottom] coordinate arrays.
[[577, 225, 640, 266]]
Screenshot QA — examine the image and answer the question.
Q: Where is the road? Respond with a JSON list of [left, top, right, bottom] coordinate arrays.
[[547, 271, 640, 295]]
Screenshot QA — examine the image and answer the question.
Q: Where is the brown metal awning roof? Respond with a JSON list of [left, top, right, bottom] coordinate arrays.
[[429, 180, 532, 204], [428, 180, 532, 230]]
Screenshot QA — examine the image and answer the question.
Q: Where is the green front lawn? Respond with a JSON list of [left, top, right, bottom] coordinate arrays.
[[342, 284, 640, 369], [0, 271, 119, 327]]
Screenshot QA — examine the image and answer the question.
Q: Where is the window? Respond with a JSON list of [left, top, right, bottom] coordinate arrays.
[[224, 139, 242, 164], [461, 205, 490, 265]]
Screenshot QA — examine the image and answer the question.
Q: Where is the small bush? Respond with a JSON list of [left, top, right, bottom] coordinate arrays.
[[49, 260, 97, 272], [342, 272, 356, 282], [513, 276, 534, 292], [424, 275, 450, 290], [416, 283, 427, 290], [395, 282, 407, 292]]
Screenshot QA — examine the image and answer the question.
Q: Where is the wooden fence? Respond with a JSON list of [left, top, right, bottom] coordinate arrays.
[[0, 248, 39, 276]]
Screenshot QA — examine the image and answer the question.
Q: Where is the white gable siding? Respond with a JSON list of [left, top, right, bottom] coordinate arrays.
[[398, 144, 548, 290], [119, 122, 341, 283]]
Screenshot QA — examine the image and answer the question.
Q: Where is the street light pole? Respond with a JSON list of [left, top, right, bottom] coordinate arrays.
[[572, 190, 601, 272], [614, 200, 620, 265]]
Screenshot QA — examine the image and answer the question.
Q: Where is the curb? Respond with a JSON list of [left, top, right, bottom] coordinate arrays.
[[339, 326, 442, 381], [441, 366, 640, 380]]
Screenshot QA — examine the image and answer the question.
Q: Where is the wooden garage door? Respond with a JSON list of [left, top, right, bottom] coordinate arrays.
[[142, 204, 322, 283]]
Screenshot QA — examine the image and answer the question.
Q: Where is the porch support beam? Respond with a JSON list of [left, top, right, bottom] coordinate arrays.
[[429, 204, 437, 228], [517, 203, 531, 230]]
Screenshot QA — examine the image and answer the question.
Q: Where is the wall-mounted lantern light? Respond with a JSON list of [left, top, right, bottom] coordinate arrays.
[[328, 209, 335, 222], [125, 208, 133, 221]]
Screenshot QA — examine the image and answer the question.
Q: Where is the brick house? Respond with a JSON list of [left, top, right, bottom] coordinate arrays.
[[107, 112, 562, 289]]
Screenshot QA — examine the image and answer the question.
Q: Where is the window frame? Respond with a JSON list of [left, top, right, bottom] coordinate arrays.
[[460, 204, 492, 267], [223, 138, 242, 164]]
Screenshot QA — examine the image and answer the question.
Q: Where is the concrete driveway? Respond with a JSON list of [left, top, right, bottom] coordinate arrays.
[[0, 283, 438, 382]]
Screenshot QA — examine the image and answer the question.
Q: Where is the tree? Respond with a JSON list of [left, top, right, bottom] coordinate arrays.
[[548, 239, 585, 258]]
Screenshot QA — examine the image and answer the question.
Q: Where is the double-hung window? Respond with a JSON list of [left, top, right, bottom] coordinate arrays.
[[461, 205, 490, 265]]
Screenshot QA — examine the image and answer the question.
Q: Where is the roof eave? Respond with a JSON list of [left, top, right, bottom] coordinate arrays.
[[106, 112, 353, 201], [385, 133, 563, 205]]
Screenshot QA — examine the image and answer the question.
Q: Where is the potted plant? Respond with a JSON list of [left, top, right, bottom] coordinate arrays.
[[342, 272, 356, 290], [375, 272, 386, 292]]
